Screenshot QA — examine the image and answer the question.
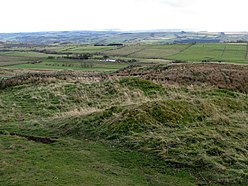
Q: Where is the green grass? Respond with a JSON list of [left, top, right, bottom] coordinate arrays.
[[34, 45, 117, 54], [104, 45, 147, 56], [44, 86, 248, 185], [168, 43, 248, 63], [3, 63, 118, 71], [0, 45, 127, 71], [0, 55, 36, 67], [1, 74, 247, 185], [0, 79, 148, 123], [2, 45, 117, 54], [103, 43, 248, 64], [120, 77, 166, 96], [0, 135, 195, 186], [2, 59, 128, 72], [0, 51, 57, 58], [0, 78, 199, 185], [128, 44, 191, 59], [2, 43, 248, 66], [103, 44, 190, 59]]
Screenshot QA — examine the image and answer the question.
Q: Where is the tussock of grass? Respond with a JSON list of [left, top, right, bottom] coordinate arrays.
[[120, 77, 166, 96]]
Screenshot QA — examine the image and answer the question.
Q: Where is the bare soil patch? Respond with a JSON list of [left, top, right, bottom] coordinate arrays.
[[0, 131, 56, 144]]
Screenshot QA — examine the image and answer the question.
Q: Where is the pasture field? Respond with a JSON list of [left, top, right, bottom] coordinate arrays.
[[0, 56, 34, 67], [103, 44, 191, 59], [33, 45, 117, 54], [0, 51, 59, 58], [103, 45, 147, 56], [0, 46, 127, 72], [2, 43, 248, 67], [1, 45, 118, 59], [128, 44, 191, 59], [3, 59, 128, 72], [104, 43, 248, 64], [168, 43, 248, 63]]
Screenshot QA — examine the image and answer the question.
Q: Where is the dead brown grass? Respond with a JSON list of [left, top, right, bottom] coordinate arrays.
[[114, 63, 248, 93]]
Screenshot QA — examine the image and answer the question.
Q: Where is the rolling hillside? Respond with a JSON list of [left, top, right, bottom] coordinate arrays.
[[1, 63, 247, 185]]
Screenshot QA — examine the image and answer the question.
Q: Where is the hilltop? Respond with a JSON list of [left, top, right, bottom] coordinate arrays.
[[1, 30, 248, 45]]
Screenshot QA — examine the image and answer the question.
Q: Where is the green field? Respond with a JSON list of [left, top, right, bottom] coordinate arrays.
[[0, 45, 128, 72], [3, 59, 127, 72], [104, 44, 191, 59], [3, 44, 117, 53], [104, 45, 147, 56], [0, 56, 35, 67], [104, 43, 248, 64], [32, 45, 117, 54], [168, 43, 248, 63], [1, 43, 248, 71], [128, 44, 191, 59], [0, 51, 58, 58]]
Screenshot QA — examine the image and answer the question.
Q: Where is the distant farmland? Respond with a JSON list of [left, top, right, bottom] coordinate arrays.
[[103, 44, 191, 59], [168, 43, 248, 63], [104, 43, 248, 64], [1, 43, 248, 74], [0, 56, 33, 67]]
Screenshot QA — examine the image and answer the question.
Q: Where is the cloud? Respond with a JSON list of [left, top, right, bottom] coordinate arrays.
[[157, 0, 196, 7], [0, 0, 248, 32]]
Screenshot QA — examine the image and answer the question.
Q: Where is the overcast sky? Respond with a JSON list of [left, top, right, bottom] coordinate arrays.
[[0, 0, 247, 33]]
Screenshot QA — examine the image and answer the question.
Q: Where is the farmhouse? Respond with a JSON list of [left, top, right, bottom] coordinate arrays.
[[105, 59, 116, 62]]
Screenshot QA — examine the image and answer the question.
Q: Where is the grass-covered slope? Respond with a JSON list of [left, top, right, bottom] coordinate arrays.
[[0, 64, 248, 185], [47, 90, 248, 184], [1, 134, 198, 186]]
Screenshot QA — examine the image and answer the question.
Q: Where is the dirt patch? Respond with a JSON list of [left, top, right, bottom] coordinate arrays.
[[0, 131, 56, 144]]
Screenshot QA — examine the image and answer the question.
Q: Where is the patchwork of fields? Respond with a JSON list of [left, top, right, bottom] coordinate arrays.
[[1, 43, 248, 72], [104, 44, 191, 59], [104, 43, 248, 63]]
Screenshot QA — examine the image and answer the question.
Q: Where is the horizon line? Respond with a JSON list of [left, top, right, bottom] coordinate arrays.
[[0, 29, 248, 34]]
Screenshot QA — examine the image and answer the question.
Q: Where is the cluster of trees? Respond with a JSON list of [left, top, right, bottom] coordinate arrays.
[[94, 43, 124, 46], [116, 58, 137, 63], [46, 62, 94, 68], [63, 53, 92, 60]]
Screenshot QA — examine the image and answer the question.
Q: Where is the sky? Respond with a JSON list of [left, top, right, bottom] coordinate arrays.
[[0, 0, 247, 33]]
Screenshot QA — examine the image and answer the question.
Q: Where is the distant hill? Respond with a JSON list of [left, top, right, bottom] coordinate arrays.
[[0, 30, 248, 45]]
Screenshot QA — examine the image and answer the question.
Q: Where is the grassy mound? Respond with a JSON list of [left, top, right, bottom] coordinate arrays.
[[1, 73, 247, 185], [47, 96, 248, 185]]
